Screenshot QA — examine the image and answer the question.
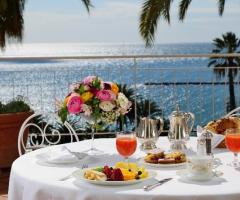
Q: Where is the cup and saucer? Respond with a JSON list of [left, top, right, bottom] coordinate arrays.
[[177, 155, 223, 182]]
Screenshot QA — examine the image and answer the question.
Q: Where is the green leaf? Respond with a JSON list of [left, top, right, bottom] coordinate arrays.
[[79, 84, 85, 94], [92, 77, 101, 89], [58, 106, 68, 123]]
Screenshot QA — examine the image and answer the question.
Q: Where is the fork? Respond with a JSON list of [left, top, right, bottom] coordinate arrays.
[[58, 164, 88, 181]]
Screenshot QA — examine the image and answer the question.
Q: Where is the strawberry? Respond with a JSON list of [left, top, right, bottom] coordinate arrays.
[[103, 166, 112, 179], [110, 168, 124, 181]]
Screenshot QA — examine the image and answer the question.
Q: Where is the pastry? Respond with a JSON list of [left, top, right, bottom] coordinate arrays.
[[144, 149, 164, 164], [144, 150, 186, 164], [158, 158, 175, 164], [164, 151, 186, 163], [205, 117, 240, 148]]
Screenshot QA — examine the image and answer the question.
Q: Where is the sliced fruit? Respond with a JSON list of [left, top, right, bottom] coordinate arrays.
[[93, 167, 104, 172], [115, 162, 128, 169], [120, 169, 136, 181], [139, 171, 148, 179], [103, 165, 112, 179], [110, 168, 124, 181]]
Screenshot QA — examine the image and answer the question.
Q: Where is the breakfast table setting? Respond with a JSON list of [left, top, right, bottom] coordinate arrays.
[[8, 135, 240, 200], [8, 76, 240, 200]]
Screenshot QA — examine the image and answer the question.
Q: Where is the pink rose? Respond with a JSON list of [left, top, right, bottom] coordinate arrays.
[[67, 94, 83, 114], [96, 90, 116, 101], [82, 76, 96, 85]]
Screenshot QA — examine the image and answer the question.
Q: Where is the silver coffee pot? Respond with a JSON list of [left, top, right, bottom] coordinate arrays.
[[136, 117, 164, 150], [168, 105, 195, 150]]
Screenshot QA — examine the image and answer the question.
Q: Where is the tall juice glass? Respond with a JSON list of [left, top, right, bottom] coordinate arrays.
[[116, 132, 137, 163], [225, 128, 240, 167]]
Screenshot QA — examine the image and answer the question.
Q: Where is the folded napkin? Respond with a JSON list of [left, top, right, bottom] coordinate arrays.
[[197, 125, 225, 149], [39, 146, 79, 164]]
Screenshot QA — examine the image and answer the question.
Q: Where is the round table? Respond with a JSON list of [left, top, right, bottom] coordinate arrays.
[[8, 137, 240, 200]]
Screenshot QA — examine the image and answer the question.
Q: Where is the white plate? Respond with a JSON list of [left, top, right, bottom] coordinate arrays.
[[176, 169, 214, 181], [72, 168, 157, 186], [36, 151, 80, 164], [139, 158, 186, 168]]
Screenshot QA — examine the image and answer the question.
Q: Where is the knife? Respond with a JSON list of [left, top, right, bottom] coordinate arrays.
[[143, 178, 172, 191]]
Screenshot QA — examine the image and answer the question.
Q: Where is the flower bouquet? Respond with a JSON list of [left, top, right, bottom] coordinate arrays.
[[58, 76, 132, 154]]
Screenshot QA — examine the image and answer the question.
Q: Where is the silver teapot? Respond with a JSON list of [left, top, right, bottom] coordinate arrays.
[[136, 117, 164, 150], [168, 105, 195, 150]]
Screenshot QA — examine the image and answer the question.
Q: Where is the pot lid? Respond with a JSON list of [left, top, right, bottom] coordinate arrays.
[[170, 105, 185, 117]]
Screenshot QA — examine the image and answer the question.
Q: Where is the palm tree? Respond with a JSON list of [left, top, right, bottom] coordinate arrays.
[[139, 0, 226, 46], [0, 0, 92, 50], [208, 32, 240, 112]]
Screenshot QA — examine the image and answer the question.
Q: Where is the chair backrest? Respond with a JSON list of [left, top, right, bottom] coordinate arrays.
[[225, 107, 240, 118], [18, 112, 79, 156]]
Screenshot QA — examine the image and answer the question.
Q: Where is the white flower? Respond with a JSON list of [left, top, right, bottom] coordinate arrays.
[[101, 111, 117, 124], [117, 93, 130, 109], [69, 83, 80, 92], [99, 101, 115, 112], [83, 85, 90, 91], [82, 104, 92, 116]]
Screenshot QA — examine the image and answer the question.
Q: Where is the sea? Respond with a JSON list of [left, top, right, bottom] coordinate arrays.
[[0, 43, 238, 127]]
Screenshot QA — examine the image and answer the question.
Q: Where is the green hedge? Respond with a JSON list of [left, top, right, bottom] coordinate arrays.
[[0, 100, 30, 114]]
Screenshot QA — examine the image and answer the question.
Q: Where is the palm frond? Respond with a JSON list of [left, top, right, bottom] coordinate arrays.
[[218, 0, 225, 16], [208, 59, 217, 67], [80, 0, 92, 13], [0, 0, 25, 49], [213, 38, 225, 50], [139, 0, 173, 47], [179, 0, 192, 21]]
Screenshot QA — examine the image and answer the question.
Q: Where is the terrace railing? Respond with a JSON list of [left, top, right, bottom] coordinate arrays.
[[1, 53, 240, 138]]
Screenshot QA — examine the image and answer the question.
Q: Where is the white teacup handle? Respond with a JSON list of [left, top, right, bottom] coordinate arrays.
[[212, 169, 224, 177], [213, 158, 222, 169]]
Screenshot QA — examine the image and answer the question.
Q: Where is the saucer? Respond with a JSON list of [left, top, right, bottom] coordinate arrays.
[[177, 169, 214, 181]]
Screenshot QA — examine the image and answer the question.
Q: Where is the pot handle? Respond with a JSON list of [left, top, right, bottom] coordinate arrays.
[[158, 117, 164, 135], [185, 112, 195, 134]]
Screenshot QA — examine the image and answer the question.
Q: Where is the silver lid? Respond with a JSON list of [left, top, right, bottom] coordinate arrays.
[[171, 105, 185, 117]]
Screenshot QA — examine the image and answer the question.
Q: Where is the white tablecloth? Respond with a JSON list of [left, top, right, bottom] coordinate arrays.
[[8, 137, 240, 200]]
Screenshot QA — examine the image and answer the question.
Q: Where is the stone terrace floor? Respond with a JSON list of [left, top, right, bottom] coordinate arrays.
[[0, 168, 10, 200]]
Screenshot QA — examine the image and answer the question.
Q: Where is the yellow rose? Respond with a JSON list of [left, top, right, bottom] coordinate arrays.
[[111, 83, 119, 95], [81, 92, 93, 102], [63, 96, 70, 106]]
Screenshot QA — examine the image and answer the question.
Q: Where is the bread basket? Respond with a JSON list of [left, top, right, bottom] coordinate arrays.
[[205, 107, 240, 148]]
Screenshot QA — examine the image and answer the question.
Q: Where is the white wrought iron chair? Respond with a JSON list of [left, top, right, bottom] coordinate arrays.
[[225, 107, 240, 118], [18, 112, 79, 156]]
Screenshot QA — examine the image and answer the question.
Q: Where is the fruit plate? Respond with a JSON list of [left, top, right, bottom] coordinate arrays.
[[139, 158, 186, 168], [72, 168, 157, 186]]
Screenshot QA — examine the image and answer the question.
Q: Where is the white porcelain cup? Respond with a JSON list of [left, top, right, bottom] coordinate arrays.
[[186, 155, 213, 179]]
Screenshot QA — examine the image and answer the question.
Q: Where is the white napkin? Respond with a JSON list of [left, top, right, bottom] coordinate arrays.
[[38, 146, 79, 164], [197, 125, 225, 148]]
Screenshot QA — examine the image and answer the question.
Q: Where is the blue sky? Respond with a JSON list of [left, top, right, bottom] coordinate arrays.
[[23, 0, 240, 44]]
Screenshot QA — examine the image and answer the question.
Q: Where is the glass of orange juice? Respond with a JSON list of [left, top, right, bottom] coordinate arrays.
[[116, 132, 137, 162], [225, 128, 240, 167]]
